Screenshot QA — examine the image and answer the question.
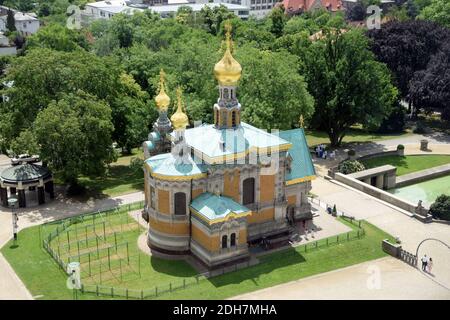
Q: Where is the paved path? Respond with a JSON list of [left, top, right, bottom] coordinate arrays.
[[231, 177, 450, 300], [232, 257, 450, 300], [313, 134, 450, 176]]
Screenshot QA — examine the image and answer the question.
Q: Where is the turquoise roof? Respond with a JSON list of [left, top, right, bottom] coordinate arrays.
[[146, 141, 155, 151], [190, 192, 251, 223], [279, 128, 316, 184], [174, 122, 291, 163], [145, 153, 207, 179]]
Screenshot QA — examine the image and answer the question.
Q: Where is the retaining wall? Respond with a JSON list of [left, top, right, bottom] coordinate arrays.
[[395, 163, 450, 188], [334, 172, 419, 214]]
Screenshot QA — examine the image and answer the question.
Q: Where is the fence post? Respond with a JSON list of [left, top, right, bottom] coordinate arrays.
[[359, 221, 361, 228], [170, 283, 172, 292], [103, 222, 106, 239], [326, 238, 329, 246], [337, 235, 339, 243], [88, 252, 91, 276], [108, 247, 111, 270], [141, 290, 144, 300], [114, 233, 117, 249], [111, 287, 114, 297], [120, 259, 122, 281], [357, 230, 360, 239], [126, 243, 129, 264], [126, 288, 128, 300], [347, 232, 349, 241], [85, 226, 88, 245], [67, 232, 70, 250], [96, 285, 99, 296], [155, 287, 158, 297], [183, 279, 186, 289], [96, 237, 99, 258]]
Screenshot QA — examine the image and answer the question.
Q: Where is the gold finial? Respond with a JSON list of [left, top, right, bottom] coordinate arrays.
[[171, 87, 189, 130], [299, 114, 304, 128], [224, 21, 233, 53], [214, 20, 241, 86], [155, 69, 170, 111]]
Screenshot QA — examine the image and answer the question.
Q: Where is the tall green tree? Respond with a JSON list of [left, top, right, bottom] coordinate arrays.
[[6, 9, 15, 32], [419, 0, 450, 28], [26, 23, 89, 52], [33, 91, 116, 188], [237, 46, 314, 130], [301, 29, 398, 146]]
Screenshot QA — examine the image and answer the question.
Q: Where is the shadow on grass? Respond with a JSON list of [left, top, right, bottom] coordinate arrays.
[[207, 247, 306, 288], [149, 256, 198, 278], [74, 165, 144, 199]]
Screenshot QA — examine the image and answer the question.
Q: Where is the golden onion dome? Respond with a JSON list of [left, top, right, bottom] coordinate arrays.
[[214, 22, 242, 86], [155, 69, 170, 111], [171, 87, 189, 130]]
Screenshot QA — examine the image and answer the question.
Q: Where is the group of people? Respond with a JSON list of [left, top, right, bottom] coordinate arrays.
[[421, 254, 433, 273], [314, 144, 335, 160]]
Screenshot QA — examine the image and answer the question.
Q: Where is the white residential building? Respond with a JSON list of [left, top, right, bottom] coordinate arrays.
[[200, 0, 277, 19], [0, 6, 40, 36], [83, 0, 250, 21], [13, 12, 40, 36]]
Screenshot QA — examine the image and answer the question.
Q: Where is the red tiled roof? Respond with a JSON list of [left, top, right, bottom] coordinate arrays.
[[278, 0, 343, 13]]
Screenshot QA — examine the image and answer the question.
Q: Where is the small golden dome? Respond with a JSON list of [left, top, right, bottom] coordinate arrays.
[[171, 87, 189, 130], [214, 22, 242, 86], [155, 69, 170, 111]]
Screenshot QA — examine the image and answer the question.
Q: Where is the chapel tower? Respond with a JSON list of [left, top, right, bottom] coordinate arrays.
[[213, 22, 242, 129]]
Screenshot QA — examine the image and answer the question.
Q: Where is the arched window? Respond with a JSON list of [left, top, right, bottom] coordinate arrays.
[[242, 178, 255, 205], [231, 111, 236, 127], [230, 233, 236, 247], [222, 235, 228, 249], [174, 192, 186, 215]]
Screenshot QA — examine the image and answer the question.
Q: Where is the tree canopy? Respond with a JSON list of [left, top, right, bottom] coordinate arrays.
[[300, 29, 398, 146]]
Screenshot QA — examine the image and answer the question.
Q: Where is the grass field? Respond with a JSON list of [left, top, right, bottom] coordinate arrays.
[[76, 148, 145, 198], [305, 127, 413, 147], [1, 205, 394, 300], [361, 155, 450, 176]]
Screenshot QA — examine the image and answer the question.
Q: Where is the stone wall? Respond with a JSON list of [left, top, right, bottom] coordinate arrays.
[[334, 172, 419, 214], [395, 163, 450, 188], [382, 239, 401, 258]]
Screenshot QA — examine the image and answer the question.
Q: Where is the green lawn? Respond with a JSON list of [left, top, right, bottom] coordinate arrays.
[[1, 213, 394, 300], [76, 148, 144, 198], [305, 127, 413, 147], [362, 155, 450, 176]]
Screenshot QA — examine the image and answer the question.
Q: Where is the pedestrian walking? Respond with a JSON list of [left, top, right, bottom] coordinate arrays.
[[427, 258, 433, 273], [421, 254, 428, 271]]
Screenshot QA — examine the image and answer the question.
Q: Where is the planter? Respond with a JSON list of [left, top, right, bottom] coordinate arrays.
[[420, 139, 428, 151]]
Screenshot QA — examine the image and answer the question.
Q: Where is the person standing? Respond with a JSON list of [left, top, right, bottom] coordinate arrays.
[[428, 258, 433, 273], [421, 254, 428, 271]]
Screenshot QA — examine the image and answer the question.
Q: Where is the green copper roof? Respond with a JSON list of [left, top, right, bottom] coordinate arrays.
[[190, 192, 251, 223], [279, 128, 316, 184], [145, 153, 207, 179], [0, 164, 52, 183], [175, 122, 292, 164]]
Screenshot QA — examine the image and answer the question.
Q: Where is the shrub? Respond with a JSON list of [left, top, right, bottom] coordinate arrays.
[[347, 149, 356, 156], [376, 102, 406, 133], [130, 157, 144, 173], [413, 121, 427, 134], [338, 160, 365, 174], [397, 144, 405, 150], [429, 194, 450, 221]]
